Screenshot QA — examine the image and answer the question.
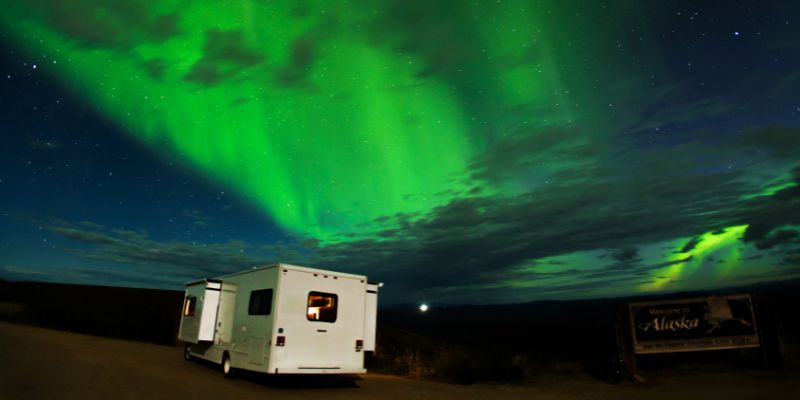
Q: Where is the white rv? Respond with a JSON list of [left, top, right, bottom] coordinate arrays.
[[178, 263, 380, 377]]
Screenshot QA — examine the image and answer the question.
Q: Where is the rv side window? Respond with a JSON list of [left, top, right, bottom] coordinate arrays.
[[307, 292, 338, 323], [248, 289, 274, 315], [183, 296, 196, 316]]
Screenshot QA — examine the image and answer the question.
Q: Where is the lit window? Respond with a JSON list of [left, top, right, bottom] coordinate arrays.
[[307, 292, 338, 323], [183, 296, 196, 316]]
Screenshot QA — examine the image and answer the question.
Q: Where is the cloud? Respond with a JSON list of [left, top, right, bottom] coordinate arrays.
[[27, 138, 62, 150], [741, 167, 800, 246], [43, 220, 267, 278], [143, 58, 166, 79], [467, 127, 603, 184], [680, 237, 701, 253], [304, 124, 800, 301], [33, 123, 800, 303], [183, 209, 212, 227], [738, 126, 800, 160], [610, 248, 642, 264], [367, 0, 481, 80], [22, 0, 179, 49], [274, 22, 332, 89], [1, 265, 49, 277], [752, 229, 800, 250], [185, 30, 264, 86]]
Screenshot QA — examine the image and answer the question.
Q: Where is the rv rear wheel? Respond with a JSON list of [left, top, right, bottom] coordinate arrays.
[[183, 344, 193, 361], [222, 353, 236, 378]]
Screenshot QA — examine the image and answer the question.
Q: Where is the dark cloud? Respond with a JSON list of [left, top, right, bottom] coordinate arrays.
[[44, 220, 266, 277], [368, 0, 480, 79], [738, 125, 800, 160], [468, 127, 603, 184], [230, 97, 251, 107], [143, 59, 166, 79], [274, 19, 336, 89], [680, 237, 701, 253], [753, 229, 800, 250], [33, 122, 799, 302], [23, 0, 179, 49], [576, 257, 691, 282], [275, 34, 318, 88], [610, 248, 641, 264], [185, 30, 264, 86], [741, 167, 800, 246], [307, 125, 799, 301], [314, 168, 743, 295], [45, 225, 119, 245], [785, 255, 800, 266]]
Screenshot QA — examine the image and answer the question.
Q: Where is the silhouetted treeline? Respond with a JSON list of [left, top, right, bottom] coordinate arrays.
[[0, 279, 183, 345]]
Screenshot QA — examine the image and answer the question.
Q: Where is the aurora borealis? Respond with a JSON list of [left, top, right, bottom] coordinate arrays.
[[1, 1, 799, 304]]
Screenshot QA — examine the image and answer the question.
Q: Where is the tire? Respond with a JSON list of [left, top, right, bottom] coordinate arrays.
[[183, 344, 193, 361], [222, 353, 236, 379]]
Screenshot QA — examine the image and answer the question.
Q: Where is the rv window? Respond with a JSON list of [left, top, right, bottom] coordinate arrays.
[[248, 289, 274, 315], [307, 292, 338, 323], [183, 296, 196, 316]]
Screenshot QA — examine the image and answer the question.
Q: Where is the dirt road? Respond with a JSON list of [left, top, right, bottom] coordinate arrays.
[[1, 321, 797, 400]]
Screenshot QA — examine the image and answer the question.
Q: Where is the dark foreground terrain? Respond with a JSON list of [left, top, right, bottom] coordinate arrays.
[[1, 321, 799, 400], [1, 279, 800, 384]]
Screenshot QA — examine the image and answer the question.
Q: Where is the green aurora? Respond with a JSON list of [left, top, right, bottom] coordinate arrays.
[[2, 0, 799, 302], [0, 0, 628, 240]]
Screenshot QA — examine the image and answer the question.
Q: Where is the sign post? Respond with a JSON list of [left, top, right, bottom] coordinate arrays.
[[628, 294, 759, 354]]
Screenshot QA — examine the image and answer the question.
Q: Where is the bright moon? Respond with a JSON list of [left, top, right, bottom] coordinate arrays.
[[419, 304, 429, 312]]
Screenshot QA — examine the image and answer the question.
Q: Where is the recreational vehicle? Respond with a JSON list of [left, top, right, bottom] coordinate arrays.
[[178, 263, 380, 377]]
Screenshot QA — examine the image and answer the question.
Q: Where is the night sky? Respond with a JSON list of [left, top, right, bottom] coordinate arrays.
[[1, 1, 799, 304]]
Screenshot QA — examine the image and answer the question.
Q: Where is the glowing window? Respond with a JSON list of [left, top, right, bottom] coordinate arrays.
[[307, 292, 338, 323], [183, 296, 196, 316]]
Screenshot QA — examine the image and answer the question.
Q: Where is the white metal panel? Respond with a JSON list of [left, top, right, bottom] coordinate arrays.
[[206, 281, 221, 290], [363, 284, 379, 351], [198, 286, 220, 341], [270, 268, 366, 372], [215, 283, 238, 344], [178, 283, 206, 343]]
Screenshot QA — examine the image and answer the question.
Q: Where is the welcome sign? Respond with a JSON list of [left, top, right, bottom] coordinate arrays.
[[629, 294, 759, 354]]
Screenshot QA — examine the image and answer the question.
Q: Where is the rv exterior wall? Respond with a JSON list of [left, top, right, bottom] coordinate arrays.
[[180, 264, 375, 375], [364, 283, 379, 352], [198, 282, 221, 341], [269, 267, 367, 373], [177, 283, 206, 343], [221, 267, 278, 373]]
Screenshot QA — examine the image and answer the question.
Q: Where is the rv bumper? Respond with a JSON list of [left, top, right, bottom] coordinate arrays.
[[272, 367, 367, 375]]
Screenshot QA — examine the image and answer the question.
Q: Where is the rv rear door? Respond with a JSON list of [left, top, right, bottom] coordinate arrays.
[[271, 269, 365, 371], [363, 283, 379, 351], [198, 281, 221, 341]]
